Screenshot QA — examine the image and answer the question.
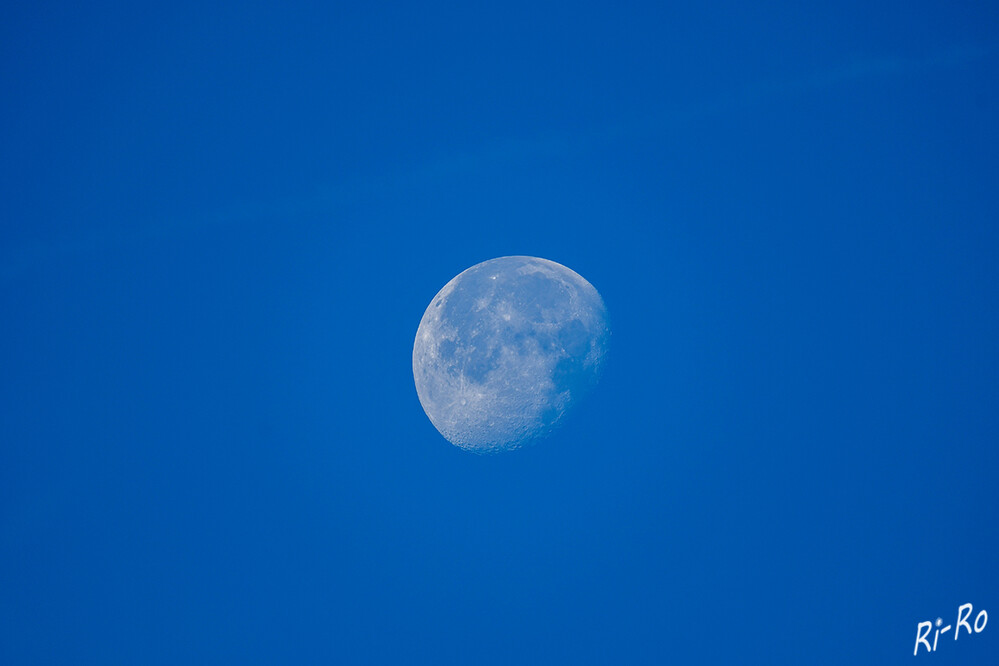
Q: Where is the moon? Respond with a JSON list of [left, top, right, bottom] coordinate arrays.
[[413, 256, 610, 453]]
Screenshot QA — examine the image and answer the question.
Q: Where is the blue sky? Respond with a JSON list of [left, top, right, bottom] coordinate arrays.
[[2, 2, 997, 663]]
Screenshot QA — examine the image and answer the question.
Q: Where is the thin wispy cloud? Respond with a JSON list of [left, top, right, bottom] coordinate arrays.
[[2, 42, 993, 282]]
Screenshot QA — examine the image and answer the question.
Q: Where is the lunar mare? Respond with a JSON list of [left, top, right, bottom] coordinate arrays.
[[413, 256, 609, 452]]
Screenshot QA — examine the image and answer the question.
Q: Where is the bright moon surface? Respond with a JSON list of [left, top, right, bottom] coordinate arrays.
[[413, 256, 609, 452]]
